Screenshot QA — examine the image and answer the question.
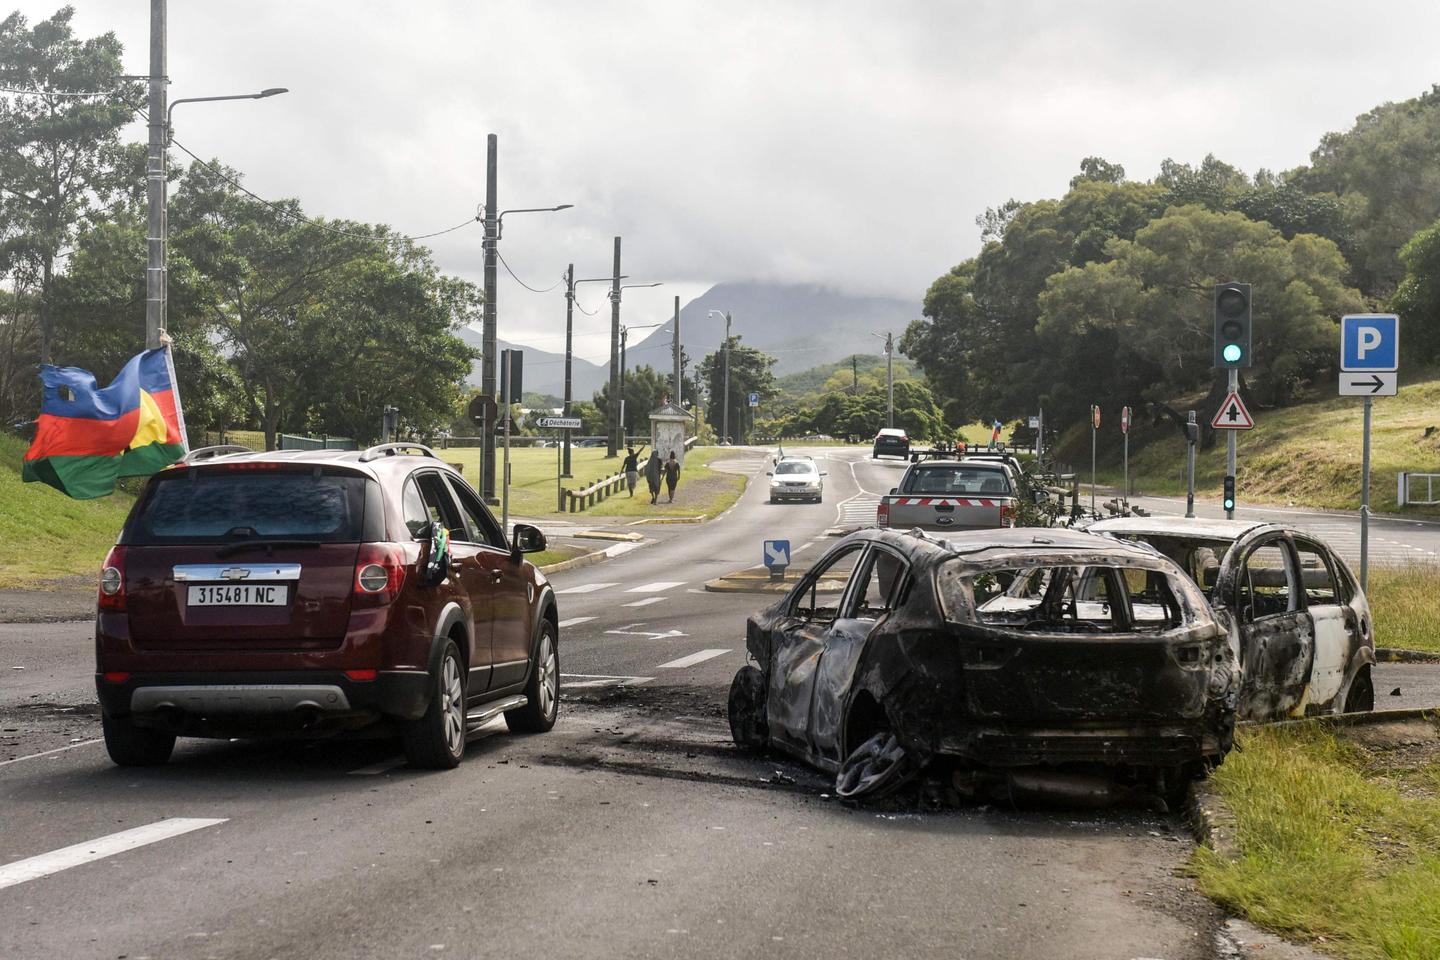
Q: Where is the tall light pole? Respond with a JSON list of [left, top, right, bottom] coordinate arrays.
[[872, 331, 895, 428], [617, 305, 663, 442], [603, 258, 661, 456], [708, 310, 732, 444], [144, 0, 287, 351], [562, 266, 615, 477], [477, 135, 570, 502]]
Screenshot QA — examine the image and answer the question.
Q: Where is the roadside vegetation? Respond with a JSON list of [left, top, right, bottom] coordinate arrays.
[[1192, 721, 1440, 960], [1368, 567, 1440, 655], [0, 434, 134, 588]]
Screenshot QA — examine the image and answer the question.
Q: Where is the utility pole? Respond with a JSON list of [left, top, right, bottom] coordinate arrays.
[[852, 355, 859, 394], [481, 134, 499, 503], [562, 263, 574, 477], [144, 0, 167, 351], [1225, 368, 1237, 520], [672, 295, 682, 407], [619, 325, 629, 441], [884, 332, 894, 428], [1186, 410, 1198, 518], [722, 312, 732, 445], [607, 237, 622, 458]]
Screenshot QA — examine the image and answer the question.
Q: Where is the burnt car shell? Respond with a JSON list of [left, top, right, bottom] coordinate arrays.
[[736, 528, 1236, 796]]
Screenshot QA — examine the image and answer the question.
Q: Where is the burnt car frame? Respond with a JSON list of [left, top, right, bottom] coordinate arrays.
[[1087, 517, 1376, 720], [729, 527, 1237, 801]]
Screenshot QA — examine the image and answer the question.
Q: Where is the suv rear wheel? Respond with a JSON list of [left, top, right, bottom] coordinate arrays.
[[506, 621, 558, 733], [402, 639, 466, 769], [102, 713, 176, 766]]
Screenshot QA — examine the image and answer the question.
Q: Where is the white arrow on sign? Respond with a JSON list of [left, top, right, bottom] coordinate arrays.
[[1338, 372, 1398, 397], [1210, 391, 1255, 430], [764, 541, 790, 566]]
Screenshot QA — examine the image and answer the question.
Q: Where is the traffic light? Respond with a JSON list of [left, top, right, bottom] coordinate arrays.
[[1223, 474, 1236, 512], [1213, 282, 1252, 369]]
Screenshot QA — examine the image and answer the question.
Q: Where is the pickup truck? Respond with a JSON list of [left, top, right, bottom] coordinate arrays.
[[876, 459, 1018, 532]]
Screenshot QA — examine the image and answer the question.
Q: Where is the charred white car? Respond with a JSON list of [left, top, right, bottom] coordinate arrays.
[[729, 528, 1238, 802], [1087, 517, 1375, 719]]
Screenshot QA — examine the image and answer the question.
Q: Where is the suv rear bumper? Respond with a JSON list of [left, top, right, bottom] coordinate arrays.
[[97, 669, 431, 723]]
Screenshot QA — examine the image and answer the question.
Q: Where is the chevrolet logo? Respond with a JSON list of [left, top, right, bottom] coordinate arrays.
[[220, 568, 252, 581]]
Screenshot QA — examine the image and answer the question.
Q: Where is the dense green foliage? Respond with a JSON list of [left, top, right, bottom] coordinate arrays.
[[697, 335, 776, 443]]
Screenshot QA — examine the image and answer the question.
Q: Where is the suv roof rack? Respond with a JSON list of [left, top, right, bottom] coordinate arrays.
[[358, 442, 439, 463], [181, 444, 253, 464]]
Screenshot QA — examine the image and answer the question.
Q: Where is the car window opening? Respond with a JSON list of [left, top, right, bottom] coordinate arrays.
[[961, 564, 1184, 633]]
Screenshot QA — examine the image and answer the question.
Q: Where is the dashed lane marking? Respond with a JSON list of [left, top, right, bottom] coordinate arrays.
[[626, 580, 685, 593], [0, 818, 228, 890], [0, 738, 103, 768], [558, 616, 597, 628], [556, 582, 618, 595], [622, 597, 665, 608], [560, 673, 652, 689], [656, 648, 731, 669]]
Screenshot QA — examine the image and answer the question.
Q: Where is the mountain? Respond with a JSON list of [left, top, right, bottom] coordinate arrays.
[[630, 281, 920, 376], [456, 325, 609, 399]]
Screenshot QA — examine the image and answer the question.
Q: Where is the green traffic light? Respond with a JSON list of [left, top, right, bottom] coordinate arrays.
[[1223, 498, 1235, 510], [1222, 343, 1243, 363]]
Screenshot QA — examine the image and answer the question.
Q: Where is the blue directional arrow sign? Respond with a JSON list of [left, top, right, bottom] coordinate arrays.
[[763, 539, 791, 570], [1341, 314, 1399, 372]]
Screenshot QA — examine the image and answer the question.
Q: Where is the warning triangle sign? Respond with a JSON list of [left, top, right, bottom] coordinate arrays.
[[1210, 391, 1254, 430]]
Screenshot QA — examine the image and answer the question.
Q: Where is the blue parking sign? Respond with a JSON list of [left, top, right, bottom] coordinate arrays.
[[1341, 314, 1399, 372]]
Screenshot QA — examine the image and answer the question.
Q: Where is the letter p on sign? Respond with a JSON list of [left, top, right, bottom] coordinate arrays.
[[1341, 314, 1399, 372]]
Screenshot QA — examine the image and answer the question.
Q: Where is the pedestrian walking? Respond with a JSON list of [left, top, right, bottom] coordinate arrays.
[[622, 446, 640, 497], [644, 450, 663, 505], [663, 451, 681, 503]]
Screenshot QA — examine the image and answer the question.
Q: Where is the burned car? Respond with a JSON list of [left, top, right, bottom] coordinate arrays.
[[729, 528, 1237, 802], [1087, 517, 1375, 720]]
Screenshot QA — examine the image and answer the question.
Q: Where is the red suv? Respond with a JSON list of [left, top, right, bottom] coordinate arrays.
[[94, 443, 560, 769]]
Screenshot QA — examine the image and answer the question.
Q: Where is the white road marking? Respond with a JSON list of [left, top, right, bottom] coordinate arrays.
[[656, 648, 731, 669], [0, 818, 227, 890], [603, 542, 642, 559], [558, 616, 597, 628], [349, 757, 407, 776], [623, 597, 665, 608], [792, 541, 817, 555], [0, 738, 103, 768], [556, 582, 617, 595], [626, 580, 685, 593], [605, 624, 687, 640], [560, 673, 652, 689]]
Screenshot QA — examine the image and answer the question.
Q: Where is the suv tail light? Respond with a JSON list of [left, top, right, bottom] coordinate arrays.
[[1000, 503, 1017, 527], [876, 500, 890, 528], [98, 545, 126, 611], [353, 543, 406, 607]]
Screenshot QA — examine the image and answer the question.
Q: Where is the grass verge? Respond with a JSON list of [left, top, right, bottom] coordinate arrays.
[[0, 434, 135, 588], [1368, 567, 1440, 654], [437, 445, 749, 520], [1192, 721, 1440, 960]]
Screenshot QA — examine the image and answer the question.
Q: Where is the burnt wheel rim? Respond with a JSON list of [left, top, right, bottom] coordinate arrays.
[[442, 653, 464, 755], [538, 633, 557, 720]]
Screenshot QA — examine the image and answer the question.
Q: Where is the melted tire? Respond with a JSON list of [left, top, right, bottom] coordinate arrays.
[[834, 730, 920, 800], [728, 665, 768, 751], [1343, 662, 1375, 713]]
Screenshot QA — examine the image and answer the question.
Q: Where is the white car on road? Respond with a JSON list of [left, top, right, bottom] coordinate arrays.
[[768, 457, 826, 503]]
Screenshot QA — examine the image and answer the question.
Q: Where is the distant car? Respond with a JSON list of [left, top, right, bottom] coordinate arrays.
[[575, 437, 607, 447], [768, 457, 826, 503], [94, 442, 561, 769], [729, 527, 1236, 803], [872, 428, 910, 460], [1087, 517, 1375, 719]]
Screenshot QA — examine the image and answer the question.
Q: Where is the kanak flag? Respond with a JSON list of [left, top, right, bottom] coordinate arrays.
[[23, 348, 189, 499]]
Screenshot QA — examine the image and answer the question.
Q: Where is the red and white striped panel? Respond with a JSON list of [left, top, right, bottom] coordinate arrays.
[[891, 497, 1001, 507]]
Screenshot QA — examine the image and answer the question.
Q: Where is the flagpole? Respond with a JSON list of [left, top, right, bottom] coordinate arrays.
[[159, 340, 189, 450]]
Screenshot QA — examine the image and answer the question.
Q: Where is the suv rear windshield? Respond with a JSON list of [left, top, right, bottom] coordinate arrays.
[[126, 469, 369, 544], [902, 465, 1010, 496]]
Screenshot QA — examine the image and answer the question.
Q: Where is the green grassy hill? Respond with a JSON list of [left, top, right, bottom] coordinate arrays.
[[1058, 375, 1440, 515], [0, 434, 136, 588]]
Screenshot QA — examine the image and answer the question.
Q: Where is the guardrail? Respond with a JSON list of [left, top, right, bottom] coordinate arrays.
[[1398, 472, 1440, 507], [560, 470, 628, 513]]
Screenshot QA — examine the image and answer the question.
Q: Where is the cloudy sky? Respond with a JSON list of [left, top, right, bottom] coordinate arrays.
[[19, 1, 1440, 361]]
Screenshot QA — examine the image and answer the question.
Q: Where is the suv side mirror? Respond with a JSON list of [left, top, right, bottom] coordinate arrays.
[[511, 523, 546, 559]]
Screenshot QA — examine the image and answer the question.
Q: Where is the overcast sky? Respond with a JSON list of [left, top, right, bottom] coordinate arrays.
[[18, 2, 1440, 362]]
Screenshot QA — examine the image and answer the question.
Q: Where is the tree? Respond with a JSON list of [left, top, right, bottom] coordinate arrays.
[[170, 160, 477, 448], [593, 363, 666, 436], [1392, 216, 1440, 364], [697, 336, 776, 443], [0, 7, 141, 362]]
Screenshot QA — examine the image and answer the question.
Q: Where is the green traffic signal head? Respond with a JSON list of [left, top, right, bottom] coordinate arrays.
[[1222, 343, 1243, 363]]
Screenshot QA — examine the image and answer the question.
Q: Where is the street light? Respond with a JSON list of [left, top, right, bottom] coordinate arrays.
[[146, 84, 289, 352], [562, 268, 622, 476], [479, 194, 572, 502], [708, 309, 732, 444], [620, 320, 667, 433], [606, 281, 662, 453]]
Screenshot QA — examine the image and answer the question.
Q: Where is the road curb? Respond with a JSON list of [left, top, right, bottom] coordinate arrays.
[[571, 530, 645, 542], [627, 515, 708, 525], [1375, 646, 1440, 663], [1185, 777, 1241, 863], [539, 539, 649, 575], [704, 577, 793, 595]]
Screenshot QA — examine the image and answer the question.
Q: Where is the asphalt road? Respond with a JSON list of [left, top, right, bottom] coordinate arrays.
[[1, 445, 1435, 960]]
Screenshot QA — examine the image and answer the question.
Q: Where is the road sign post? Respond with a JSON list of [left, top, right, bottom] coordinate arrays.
[[763, 539, 791, 582], [1185, 410, 1198, 518], [1120, 405, 1131, 507], [1090, 405, 1099, 515], [1210, 381, 1254, 519], [1341, 314, 1401, 590], [538, 417, 583, 512]]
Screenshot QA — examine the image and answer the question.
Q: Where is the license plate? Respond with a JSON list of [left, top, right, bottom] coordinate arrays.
[[187, 584, 288, 606]]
